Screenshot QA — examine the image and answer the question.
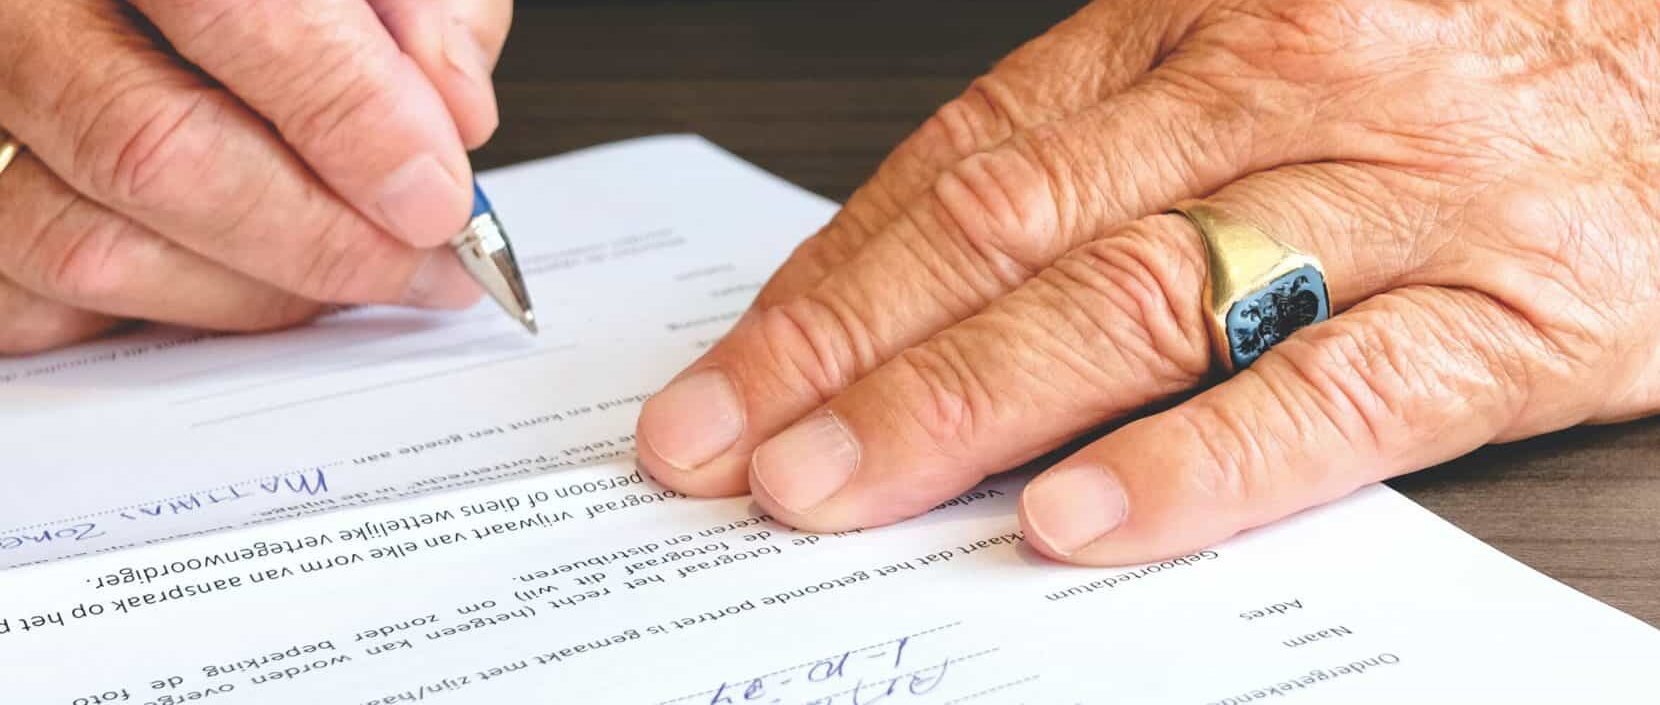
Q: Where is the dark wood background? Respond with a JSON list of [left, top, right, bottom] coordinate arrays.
[[476, 0, 1660, 626]]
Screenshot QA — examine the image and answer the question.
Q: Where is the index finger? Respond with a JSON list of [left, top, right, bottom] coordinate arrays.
[[131, 0, 475, 248]]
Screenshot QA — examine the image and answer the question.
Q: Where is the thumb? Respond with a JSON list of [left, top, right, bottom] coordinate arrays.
[[1019, 288, 1547, 565]]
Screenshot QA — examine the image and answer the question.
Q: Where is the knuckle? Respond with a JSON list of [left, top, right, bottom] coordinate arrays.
[[79, 88, 225, 206], [887, 336, 990, 457], [1384, 290, 1538, 423], [1195, 0, 1383, 69], [749, 295, 874, 403], [1476, 186, 1627, 344], [1166, 404, 1268, 506], [1255, 0, 1371, 40], [10, 192, 133, 303], [164, 0, 248, 58], [922, 76, 1017, 158], [171, 0, 396, 158], [1039, 221, 1212, 386], [1270, 291, 1527, 452], [1147, 72, 1258, 166], [1270, 318, 1415, 452], [38, 213, 135, 303], [279, 44, 398, 155], [292, 215, 388, 302], [933, 144, 1065, 278]]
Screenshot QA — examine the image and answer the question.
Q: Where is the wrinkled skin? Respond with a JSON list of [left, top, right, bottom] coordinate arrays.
[[636, 1, 1660, 565], [0, 0, 510, 352]]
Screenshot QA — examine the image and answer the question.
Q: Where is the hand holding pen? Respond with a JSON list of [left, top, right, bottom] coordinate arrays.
[[0, 0, 516, 354]]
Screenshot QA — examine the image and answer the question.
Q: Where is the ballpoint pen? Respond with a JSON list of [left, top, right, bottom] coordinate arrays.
[[452, 180, 538, 334]]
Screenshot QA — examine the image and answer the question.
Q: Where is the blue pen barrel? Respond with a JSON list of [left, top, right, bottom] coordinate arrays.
[[471, 181, 493, 220]]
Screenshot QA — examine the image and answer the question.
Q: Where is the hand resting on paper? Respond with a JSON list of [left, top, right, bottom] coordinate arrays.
[[638, 0, 1660, 565], [0, 0, 510, 353]]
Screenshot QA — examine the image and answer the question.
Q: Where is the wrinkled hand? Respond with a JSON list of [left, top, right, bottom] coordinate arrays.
[[638, 0, 1660, 565], [0, 0, 512, 352]]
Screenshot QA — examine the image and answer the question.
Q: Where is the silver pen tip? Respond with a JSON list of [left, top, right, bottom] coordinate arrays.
[[521, 310, 539, 335]]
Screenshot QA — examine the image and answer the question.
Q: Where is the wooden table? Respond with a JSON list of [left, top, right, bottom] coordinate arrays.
[[477, 0, 1660, 626]]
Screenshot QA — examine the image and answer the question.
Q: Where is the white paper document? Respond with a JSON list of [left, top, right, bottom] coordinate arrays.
[[0, 135, 830, 570], [2, 136, 1657, 703]]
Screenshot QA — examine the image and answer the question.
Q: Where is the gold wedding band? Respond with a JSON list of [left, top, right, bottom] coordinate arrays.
[[0, 129, 23, 181], [1171, 203, 1331, 373]]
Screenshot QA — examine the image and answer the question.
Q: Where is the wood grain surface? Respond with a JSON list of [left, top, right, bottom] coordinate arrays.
[[477, 0, 1660, 625]]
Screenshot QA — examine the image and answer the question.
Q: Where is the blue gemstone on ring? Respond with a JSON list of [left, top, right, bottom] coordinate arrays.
[[1224, 264, 1329, 370]]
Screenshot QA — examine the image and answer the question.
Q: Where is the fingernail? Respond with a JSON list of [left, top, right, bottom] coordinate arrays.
[[444, 20, 494, 88], [377, 154, 466, 248], [403, 250, 481, 309], [752, 411, 859, 514], [1022, 466, 1128, 556], [638, 369, 745, 471]]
